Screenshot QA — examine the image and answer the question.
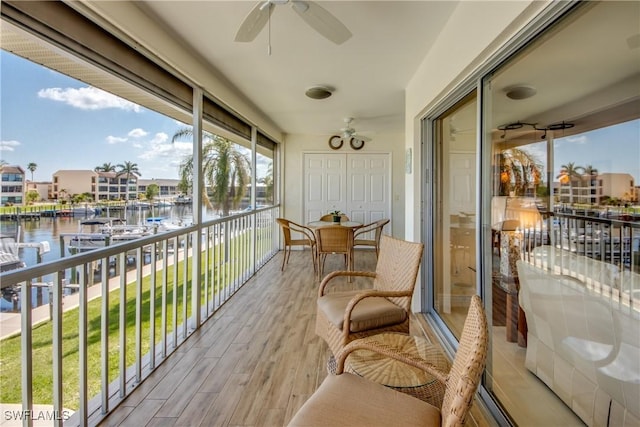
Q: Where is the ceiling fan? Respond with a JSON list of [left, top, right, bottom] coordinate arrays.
[[235, 0, 352, 46], [328, 118, 371, 150]]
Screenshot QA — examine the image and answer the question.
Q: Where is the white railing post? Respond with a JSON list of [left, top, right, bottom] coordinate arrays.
[[21, 280, 33, 427]]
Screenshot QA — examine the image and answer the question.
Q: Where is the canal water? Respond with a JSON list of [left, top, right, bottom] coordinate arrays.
[[0, 204, 217, 312]]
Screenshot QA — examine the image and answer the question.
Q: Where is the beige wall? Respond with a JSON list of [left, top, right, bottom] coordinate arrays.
[[281, 131, 405, 237], [53, 170, 96, 199], [26, 182, 51, 202], [600, 173, 636, 200]]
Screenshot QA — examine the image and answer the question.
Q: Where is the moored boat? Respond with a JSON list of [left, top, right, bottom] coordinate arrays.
[[65, 217, 153, 253]]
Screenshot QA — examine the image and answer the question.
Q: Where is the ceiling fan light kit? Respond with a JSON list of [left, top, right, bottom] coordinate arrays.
[[497, 120, 574, 139]]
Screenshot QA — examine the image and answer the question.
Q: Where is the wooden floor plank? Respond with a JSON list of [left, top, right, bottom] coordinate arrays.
[[173, 392, 218, 427], [155, 356, 220, 418], [118, 399, 165, 427], [200, 373, 250, 427]]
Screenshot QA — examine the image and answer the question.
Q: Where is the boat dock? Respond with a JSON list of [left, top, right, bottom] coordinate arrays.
[[0, 212, 42, 221]]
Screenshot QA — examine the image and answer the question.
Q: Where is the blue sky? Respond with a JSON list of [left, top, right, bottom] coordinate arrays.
[[553, 122, 639, 181], [1, 50, 638, 184], [525, 120, 640, 183], [1, 51, 193, 181]]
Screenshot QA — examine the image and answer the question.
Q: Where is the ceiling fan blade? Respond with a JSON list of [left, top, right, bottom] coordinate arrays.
[[235, 1, 273, 42], [290, 1, 352, 45], [355, 135, 372, 142]]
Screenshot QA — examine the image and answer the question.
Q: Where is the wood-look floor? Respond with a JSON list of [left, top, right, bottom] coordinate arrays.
[[98, 248, 496, 427], [99, 249, 386, 427]]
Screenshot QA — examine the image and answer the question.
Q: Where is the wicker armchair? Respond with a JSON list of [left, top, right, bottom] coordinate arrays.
[[276, 218, 317, 272], [315, 235, 423, 356], [353, 218, 390, 258], [289, 295, 489, 427], [315, 225, 354, 281], [319, 213, 351, 222]]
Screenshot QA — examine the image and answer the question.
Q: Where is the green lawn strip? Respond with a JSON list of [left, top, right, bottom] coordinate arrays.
[[0, 227, 274, 410]]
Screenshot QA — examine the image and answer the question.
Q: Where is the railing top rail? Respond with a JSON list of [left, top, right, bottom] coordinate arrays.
[[552, 211, 640, 230], [0, 205, 280, 287]]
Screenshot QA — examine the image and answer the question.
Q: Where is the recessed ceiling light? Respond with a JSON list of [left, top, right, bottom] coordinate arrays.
[[305, 86, 333, 100], [505, 85, 537, 100]]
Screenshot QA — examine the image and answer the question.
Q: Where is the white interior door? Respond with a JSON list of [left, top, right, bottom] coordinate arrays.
[[304, 152, 391, 227], [304, 153, 347, 223], [346, 154, 390, 225]]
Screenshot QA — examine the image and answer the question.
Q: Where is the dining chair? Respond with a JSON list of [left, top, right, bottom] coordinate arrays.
[[315, 225, 354, 281], [353, 218, 390, 258], [315, 235, 424, 357], [276, 218, 317, 272], [319, 213, 351, 222], [289, 295, 489, 427]]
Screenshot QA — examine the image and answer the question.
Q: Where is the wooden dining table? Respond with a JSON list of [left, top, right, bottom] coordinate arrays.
[[306, 220, 363, 229]]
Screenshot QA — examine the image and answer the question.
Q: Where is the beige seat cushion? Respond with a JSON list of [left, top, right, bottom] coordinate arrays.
[[317, 291, 407, 332], [289, 373, 441, 427]]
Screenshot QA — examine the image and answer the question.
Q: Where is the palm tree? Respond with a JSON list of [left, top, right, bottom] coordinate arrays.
[[172, 128, 250, 216], [145, 183, 159, 217], [27, 162, 37, 181], [58, 188, 68, 204], [259, 163, 274, 204], [94, 162, 116, 172], [556, 162, 584, 206], [498, 148, 543, 196], [116, 161, 141, 210]]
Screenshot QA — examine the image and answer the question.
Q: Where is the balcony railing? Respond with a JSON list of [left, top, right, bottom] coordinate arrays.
[[0, 205, 279, 426], [517, 210, 640, 308]]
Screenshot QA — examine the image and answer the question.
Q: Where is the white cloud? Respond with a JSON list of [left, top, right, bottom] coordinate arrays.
[[565, 135, 588, 144], [0, 140, 21, 151], [139, 139, 191, 161], [128, 128, 148, 138], [150, 132, 169, 144], [106, 136, 127, 144], [38, 86, 142, 112]]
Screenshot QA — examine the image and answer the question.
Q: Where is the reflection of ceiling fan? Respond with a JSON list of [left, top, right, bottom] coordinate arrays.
[[448, 116, 474, 141], [235, 1, 352, 46]]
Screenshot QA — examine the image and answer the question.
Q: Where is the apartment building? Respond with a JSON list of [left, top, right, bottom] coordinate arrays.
[[25, 181, 52, 202], [556, 172, 637, 205], [0, 165, 24, 206], [136, 178, 181, 198]]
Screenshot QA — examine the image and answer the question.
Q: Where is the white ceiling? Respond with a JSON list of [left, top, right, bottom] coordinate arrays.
[[4, 1, 637, 144], [135, 1, 459, 138]]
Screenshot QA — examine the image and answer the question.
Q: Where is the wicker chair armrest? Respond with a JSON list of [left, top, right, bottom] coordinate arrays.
[[318, 270, 376, 297], [353, 223, 376, 238], [289, 223, 317, 242], [334, 339, 449, 385]]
